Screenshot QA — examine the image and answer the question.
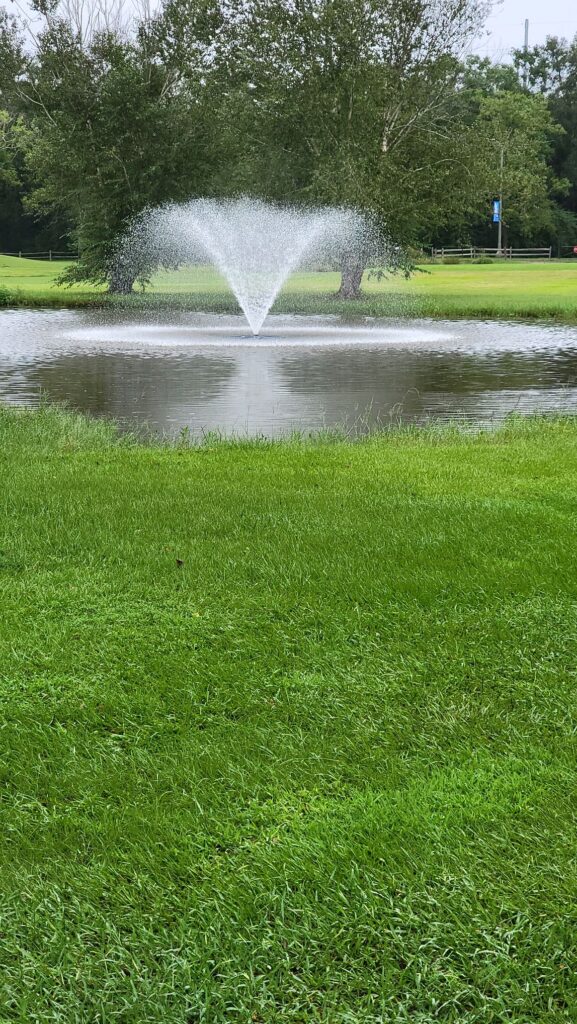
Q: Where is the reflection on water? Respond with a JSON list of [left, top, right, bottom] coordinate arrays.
[[29, 353, 237, 428], [1, 307, 577, 436]]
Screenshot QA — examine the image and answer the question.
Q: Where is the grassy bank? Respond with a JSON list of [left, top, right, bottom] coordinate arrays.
[[2, 405, 577, 1021], [2, 254, 577, 320]]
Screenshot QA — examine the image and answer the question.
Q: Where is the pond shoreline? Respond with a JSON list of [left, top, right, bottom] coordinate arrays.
[[3, 309, 577, 436], [3, 288, 577, 325], [2, 257, 577, 322]]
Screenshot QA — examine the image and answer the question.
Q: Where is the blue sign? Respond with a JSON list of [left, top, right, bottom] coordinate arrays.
[[492, 199, 501, 223]]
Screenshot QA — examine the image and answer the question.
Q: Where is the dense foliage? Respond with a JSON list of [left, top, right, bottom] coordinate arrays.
[[1, 1, 577, 289]]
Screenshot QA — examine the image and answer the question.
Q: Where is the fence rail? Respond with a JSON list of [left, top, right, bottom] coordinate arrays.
[[431, 246, 553, 260], [1, 250, 79, 260], [4, 245, 574, 263]]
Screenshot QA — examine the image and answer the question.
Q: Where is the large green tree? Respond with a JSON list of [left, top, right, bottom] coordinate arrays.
[[0, 11, 27, 252], [422, 55, 572, 253], [475, 91, 567, 246], [446, 60, 570, 251], [5, 0, 568, 288], [5, 2, 220, 290], [513, 36, 577, 245], [157, 0, 491, 294], [0, 111, 18, 190]]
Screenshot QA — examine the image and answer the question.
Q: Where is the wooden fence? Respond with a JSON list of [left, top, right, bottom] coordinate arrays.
[[1, 250, 78, 260], [431, 246, 553, 260]]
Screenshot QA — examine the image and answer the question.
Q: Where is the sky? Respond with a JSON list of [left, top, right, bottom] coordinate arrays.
[[2, 0, 577, 61], [476, 0, 577, 60]]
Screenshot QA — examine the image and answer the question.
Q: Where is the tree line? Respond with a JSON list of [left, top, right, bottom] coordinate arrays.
[[1, 0, 577, 294]]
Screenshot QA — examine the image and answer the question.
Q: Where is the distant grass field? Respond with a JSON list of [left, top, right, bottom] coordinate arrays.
[[2, 254, 577, 320], [2, 405, 577, 1021]]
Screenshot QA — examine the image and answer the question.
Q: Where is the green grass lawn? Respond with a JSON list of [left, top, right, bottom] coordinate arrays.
[[2, 405, 577, 1021], [2, 254, 577, 320]]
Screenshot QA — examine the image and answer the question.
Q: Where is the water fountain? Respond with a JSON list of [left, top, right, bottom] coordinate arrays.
[[4, 195, 576, 435], [119, 197, 370, 335]]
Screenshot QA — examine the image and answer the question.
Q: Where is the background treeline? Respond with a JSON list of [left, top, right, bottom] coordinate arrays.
[[1, 0, 577, 291]]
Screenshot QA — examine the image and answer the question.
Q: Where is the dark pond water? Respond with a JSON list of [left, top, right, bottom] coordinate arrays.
[[2, 308, 577, 436]]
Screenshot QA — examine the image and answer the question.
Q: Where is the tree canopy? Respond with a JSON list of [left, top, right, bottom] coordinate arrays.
[[1, 1, 577, 291]]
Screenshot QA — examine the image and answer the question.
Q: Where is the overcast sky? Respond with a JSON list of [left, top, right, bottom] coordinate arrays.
[[3, 0, 577, 61], [477, 0, 577, 59]]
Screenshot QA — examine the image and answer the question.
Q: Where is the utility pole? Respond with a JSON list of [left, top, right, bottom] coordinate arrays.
[[497, 147, 505, 257], [523, 19, 529, 88]]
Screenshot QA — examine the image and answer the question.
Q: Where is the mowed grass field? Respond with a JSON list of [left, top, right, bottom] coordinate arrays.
[[1, 406, 577, 1021], [2, 254, 577, 319]]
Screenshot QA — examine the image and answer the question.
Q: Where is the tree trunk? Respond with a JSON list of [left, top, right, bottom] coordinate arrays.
[[108, 267, 136, 294], [336, 253, 366, 299]]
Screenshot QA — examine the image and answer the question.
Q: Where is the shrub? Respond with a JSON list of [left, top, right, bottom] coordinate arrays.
[[407, 246, 433, 263]]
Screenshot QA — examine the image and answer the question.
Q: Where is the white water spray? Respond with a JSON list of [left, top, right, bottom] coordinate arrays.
[[120, 198, 370, 335]]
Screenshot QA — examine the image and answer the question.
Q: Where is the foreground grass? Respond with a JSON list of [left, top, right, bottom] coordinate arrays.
[[1, 405, 577, 1021], [2, 255, 577, 320]]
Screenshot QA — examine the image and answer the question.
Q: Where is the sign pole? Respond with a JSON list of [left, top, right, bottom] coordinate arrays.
[[497, 147, 504, 256]]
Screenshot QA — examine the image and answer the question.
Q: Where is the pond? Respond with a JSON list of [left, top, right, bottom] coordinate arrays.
[[1, 308, 577, 437]]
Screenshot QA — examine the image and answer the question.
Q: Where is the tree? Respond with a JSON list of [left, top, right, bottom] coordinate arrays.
[[473, 91, 567, 246], [7, 2, 219, 290], [426, 54, 571, 252], [3, 0, 497, 292], [157, 0, 492, 296], [0, 111, 19, 190], [459, 56, 522, 98], [0, 13, 35, 253], [513, 36, 577, 241], [513, 36, 576, 96]]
